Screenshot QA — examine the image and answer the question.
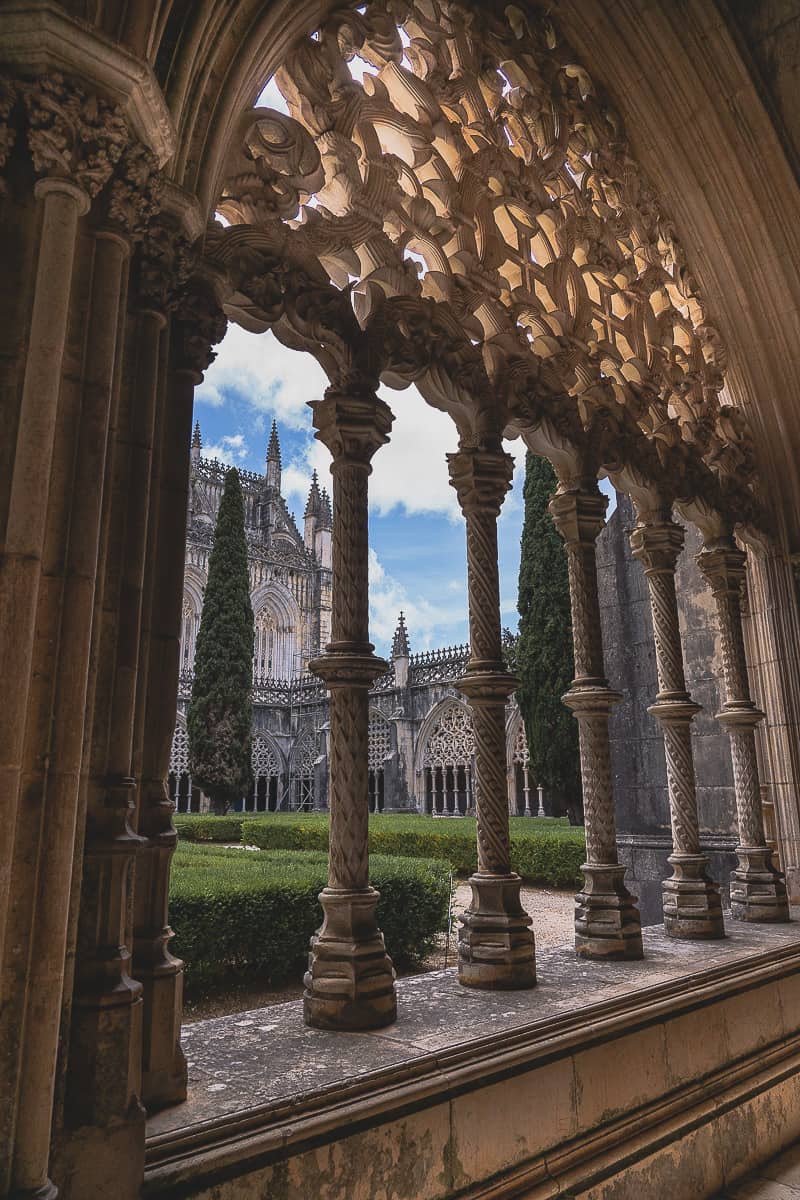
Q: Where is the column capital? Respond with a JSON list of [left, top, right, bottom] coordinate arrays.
[[310, 385, 392, 468], [696, 542, 747, 596], [548, 486, 608, 545], [630, 519, 685, 574], [447, 447, 514, 518], [22, 73, 129, 197]]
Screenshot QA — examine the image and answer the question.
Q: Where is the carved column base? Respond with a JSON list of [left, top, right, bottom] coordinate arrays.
[[458, 873, 536, 989], [662, 854, 725, 938], [730, 846, 791, 922], [304, 887, 397, 1030], [575, 865, 644, 960], [139, 967, 187, 1111]]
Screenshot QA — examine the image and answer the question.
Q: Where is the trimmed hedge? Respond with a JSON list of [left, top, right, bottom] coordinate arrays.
[[174, 813, 247, 843], [169, 842, 451, 987], [239, 814, 585, 887]]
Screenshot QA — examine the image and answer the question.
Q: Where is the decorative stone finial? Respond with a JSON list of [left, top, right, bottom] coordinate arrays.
[[191, 420, 202, 461], [304, 469, 322, 517], [266, 419, 281, 491], [319, 488, 333, 531], [391, 612, 410, 659]]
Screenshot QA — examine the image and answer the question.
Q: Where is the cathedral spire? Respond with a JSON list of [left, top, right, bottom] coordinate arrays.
[[191, 420, 202, 462], [391, 611, 410, 659], [319, 487, 332, 531], [265, 419, 281, 491], [304, 469, 322, 517]]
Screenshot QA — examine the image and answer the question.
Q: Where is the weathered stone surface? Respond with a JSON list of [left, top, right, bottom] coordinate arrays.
[[145, 919, 800, 1200]]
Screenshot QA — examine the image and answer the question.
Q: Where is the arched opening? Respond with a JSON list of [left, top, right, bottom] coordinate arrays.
[[367, 711, 391, 813], [420, 702, 474, 817], [247, 733, 282, 812]]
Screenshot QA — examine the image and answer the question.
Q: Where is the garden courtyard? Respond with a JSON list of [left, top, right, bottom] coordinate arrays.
[[173, 814, 581, 1020]]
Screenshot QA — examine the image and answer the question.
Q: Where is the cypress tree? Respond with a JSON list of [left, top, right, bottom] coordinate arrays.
[[515, 452, 582, 819], [188, 467, 254, 813]]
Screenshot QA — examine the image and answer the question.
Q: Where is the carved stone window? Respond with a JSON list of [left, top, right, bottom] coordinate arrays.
[[249, 733, 281, 813]]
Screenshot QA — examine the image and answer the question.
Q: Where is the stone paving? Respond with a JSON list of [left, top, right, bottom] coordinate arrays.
[[149, 916, 800, 1139], [716, 1143, 800, 1197]]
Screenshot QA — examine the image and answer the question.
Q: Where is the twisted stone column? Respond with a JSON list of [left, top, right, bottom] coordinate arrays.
[[630, 521, 724, 938], [448, 449, 535, 989], [697, 542, 789, 921], [549, 487, 643, 960], [305, 383, 397, 1030]]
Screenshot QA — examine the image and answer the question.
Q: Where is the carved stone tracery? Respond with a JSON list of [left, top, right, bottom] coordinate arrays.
[[205, 1, 760, 535]]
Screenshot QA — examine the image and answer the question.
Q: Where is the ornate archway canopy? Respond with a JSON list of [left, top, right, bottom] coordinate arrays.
[[203, 0, 759, 534]]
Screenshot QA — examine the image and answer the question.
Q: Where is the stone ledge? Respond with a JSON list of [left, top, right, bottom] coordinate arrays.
[[144, 917, 800, 1199]]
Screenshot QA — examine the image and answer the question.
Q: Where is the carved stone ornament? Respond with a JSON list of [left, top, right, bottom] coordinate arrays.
[[22, 72, 129, 196], [172, 281, 228, 376], [204, 0, 760, 532]]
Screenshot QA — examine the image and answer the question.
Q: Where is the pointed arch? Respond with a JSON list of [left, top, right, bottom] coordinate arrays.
[[251, 579, 302, 680], [415, 698, 475, 817]]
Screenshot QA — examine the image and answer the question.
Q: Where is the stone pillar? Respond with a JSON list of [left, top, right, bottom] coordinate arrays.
[[0, 177, 89, 966], [448, 448, 536, 989], [697, 542, 789, 921], [133, 283, 224, 1111], [549, 486, 643, 960], [630, 520, 724, 938], [304, 383, 397, 1030], [59, 239, 171, 1191]]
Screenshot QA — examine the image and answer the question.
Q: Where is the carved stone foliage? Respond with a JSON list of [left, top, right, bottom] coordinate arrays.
[[206, 0, 758, 529], [0, 70, 167, 240]]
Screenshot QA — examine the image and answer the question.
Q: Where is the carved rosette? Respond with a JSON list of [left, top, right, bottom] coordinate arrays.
[[549, 485, 642, 959], [447, 448, 535, 988], [697, 543, 789, 921], [304, 383, 397, 1031], [631, 519, 724, 938]]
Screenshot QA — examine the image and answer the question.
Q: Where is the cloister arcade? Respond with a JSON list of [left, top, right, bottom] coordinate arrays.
[[3, 1, 800, 1198]]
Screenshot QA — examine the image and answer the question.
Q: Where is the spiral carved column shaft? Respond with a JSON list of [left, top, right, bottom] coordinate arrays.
[[631, 520, 724, 939], [448, 448, 535, 989], [549, 486, 642, 961], [697, 543, 789, 922], [304, 384, 396, 1030]]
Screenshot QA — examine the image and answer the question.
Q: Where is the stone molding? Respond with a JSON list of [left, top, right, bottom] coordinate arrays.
[[0, 0, 175, 163]]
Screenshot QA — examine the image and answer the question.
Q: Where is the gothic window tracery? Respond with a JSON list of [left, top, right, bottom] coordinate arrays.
[[254, 604, 297, 680], [249, 733, 281, 812], [368, 712, 391, 813], [168, 721, 198, 813], [421, 702, 474, 817]]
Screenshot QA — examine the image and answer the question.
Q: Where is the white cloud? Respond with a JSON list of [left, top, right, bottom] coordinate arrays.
[[197, 326, 328, 429], [202, 433, 250, 466], [255, 76, 290, 115], [198, 325, 528, 523], [368, 548, 467, 652]]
